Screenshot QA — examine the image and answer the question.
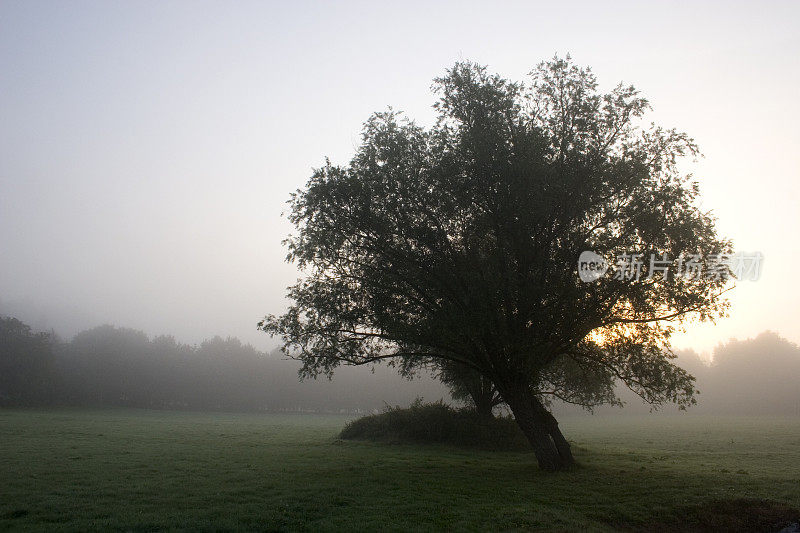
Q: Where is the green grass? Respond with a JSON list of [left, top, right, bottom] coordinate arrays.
[[1, 409, 798, 531]]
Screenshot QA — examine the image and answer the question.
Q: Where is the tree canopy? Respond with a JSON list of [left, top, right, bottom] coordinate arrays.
[[260, 56, 731, 470]]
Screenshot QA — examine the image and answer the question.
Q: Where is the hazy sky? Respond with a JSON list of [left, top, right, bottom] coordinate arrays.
[[1, 1, 798, 356]]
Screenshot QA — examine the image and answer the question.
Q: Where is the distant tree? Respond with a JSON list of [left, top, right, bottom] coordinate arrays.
[[702, 332, 800, 415], [0, 316, 55, 405], [62, 324, 152, 405], [0, 315, 448, 412], [261, 56, 732, 470]]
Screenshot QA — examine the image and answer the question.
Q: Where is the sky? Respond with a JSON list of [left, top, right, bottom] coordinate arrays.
[[1, 1, 798, 357]]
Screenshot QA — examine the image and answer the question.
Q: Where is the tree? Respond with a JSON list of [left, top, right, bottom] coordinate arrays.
[[0, 316, 55, 405], [260, 57, 731, 471]]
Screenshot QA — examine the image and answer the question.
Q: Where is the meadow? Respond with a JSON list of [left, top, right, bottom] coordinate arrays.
[[1, 409, 799, 531]]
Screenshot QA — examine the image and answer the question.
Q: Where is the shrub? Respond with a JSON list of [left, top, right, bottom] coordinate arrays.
[[339, 399, 529, 451]]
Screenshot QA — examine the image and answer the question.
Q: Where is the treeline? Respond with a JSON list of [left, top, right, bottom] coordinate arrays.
[[555, 331, 800, 416], [677, 331, 800, 415], [0, 316, 447, 412], [3, 316, 799, 415]]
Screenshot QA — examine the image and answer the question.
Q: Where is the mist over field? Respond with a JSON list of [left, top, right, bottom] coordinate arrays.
[[2, 1, 799, 530], [3, 314, 799, 417], [558, 332, 800, 417], [1, 2, 799, 356]]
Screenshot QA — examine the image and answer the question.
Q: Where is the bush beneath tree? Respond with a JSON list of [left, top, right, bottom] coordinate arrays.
[[339, 400, 530, 451]]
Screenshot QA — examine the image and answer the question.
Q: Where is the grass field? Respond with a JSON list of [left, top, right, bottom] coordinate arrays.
[[1, 409, 799, 531]]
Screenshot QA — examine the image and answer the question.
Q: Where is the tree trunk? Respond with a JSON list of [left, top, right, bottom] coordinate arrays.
[[500, 385, 574, 471], [531, 396, 575, 466], [473, 398, 495, 420], [469, 380, 497, 420]]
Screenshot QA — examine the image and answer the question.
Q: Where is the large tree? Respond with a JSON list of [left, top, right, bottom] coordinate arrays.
[[260, 57, 731, 471]]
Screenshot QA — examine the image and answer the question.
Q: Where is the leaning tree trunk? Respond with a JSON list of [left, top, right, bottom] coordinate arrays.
[[531, 396, 574, 466], [500, 386, 574, 471]]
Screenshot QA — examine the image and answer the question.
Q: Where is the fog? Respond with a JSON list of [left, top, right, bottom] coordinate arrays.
[[555, 331, 800, 417], [3, 315, 798, 416], [5, 4, 800, 530], [1, 1, 799, 413], [1, 1, 799, 358]]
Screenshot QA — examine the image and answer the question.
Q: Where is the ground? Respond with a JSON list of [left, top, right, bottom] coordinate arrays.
[[1, 409, 798, 531]]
